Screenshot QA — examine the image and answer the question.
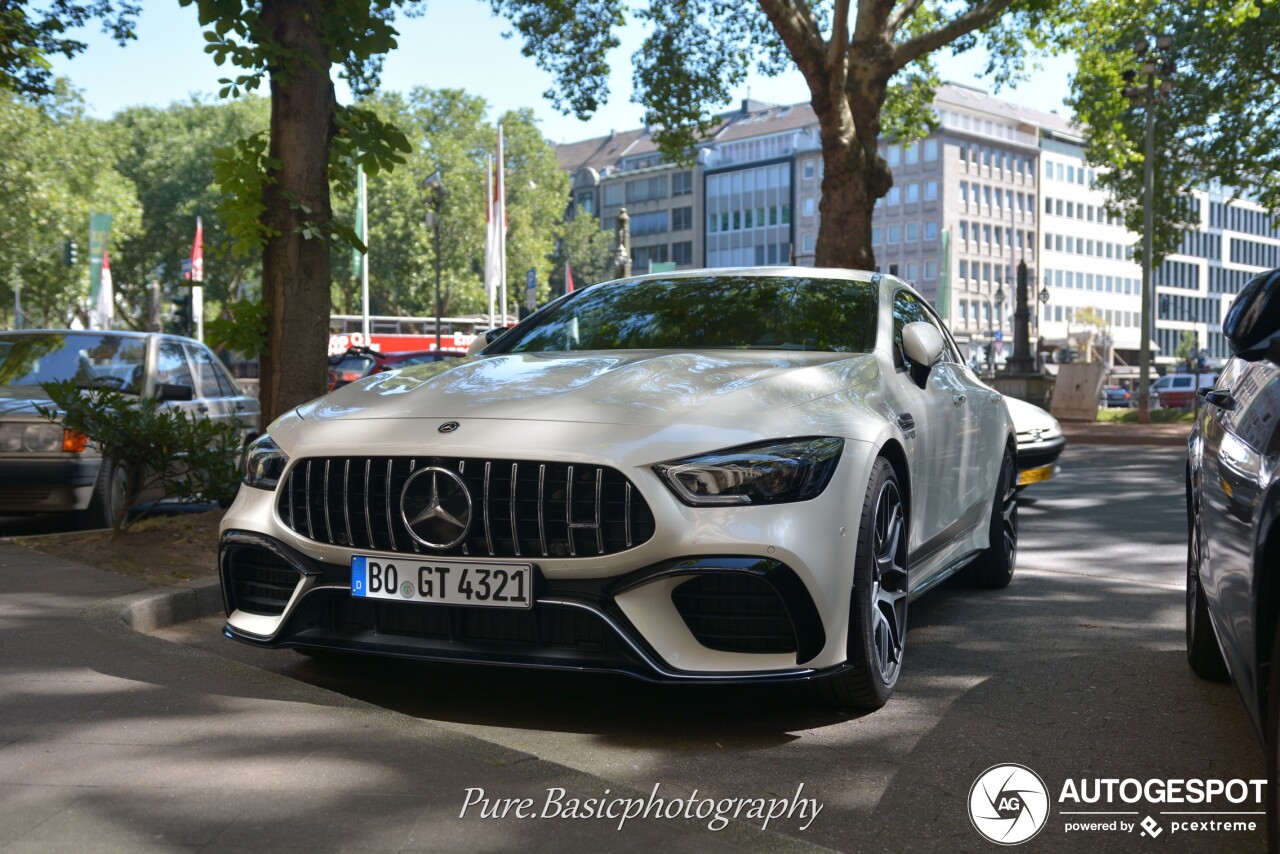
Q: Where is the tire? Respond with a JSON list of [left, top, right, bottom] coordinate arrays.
[[1186, 479, 1229, 680], [814, 458, 909, 711], [1268, 627, 1280, 853], [955, 448, 1018, 588], [76, 458, 129, 531]]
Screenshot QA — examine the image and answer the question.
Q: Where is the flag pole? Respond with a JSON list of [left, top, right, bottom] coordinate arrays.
[[497, 125, 507, 326], [486, 154, 496, 330]]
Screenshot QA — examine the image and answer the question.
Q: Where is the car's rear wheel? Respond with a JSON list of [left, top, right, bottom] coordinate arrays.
[[955, 448, 1017, 588], [76, 458, 129, 531], [1186, 480, 1228, 680], [815, 458, 908, 711]]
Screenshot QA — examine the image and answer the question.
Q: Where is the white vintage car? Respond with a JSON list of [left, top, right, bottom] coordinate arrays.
[[223, 269, 1016, 709]]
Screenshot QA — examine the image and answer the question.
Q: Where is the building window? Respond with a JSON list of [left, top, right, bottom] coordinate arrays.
[[672, 241, 693, 265], [924, 180, 938, 201], [802, 160, 815, 180], [633, 244, 669, 270], [906, 222, 919, 242], [802, 234, 815, 252], [630, 211, 669, 236], [960, 181, 968, 205], [672, 171, 693, 196], [906, 183, 920, 203], [924, 139, 938, 161], [802, 196, 816, 217], [960, 221, 969, 243], [924, 259, 938, 280], [872, 226, 882, 245], [672, 206, 692, 231], [887, 225, 900, 244], [905, 143, 919, 165], [924, 220, 938, 240], [1045, 160, 1053, 178], [959, 260, 969, 281], [603, 183, 623, 206], [625, 175, 668, 204], [887, 186, 901, 205], [887, 145, 901, 166]]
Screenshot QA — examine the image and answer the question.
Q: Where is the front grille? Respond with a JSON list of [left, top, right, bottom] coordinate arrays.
[[671, 573, 797, 654], [277, 456, 655, 559], [328, 597, 614, 652], [226, 545, 302, 616]]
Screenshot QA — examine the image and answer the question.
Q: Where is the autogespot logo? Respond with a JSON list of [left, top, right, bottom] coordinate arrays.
[[969, 764, 1050, 845]]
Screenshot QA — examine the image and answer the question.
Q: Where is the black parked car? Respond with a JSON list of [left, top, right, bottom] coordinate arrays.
[[1185, 269, 1280, 841]]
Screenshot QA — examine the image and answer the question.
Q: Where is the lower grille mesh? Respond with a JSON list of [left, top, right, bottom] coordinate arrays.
[[671, 573, 797, 654], [226, 546, 301, 616]]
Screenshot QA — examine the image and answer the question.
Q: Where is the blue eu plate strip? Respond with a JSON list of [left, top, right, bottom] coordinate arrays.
[[351, 555, 367, 596]]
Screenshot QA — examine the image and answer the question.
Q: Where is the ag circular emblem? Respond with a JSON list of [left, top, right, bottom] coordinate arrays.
[[400, 581, 414, 598], [968, 764, 1049, 845], [438, 421, 460, 434], [399, 466, 472, 548]]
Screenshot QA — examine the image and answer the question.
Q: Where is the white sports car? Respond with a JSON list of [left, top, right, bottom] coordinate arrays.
[[222, 269, 1016, 709]]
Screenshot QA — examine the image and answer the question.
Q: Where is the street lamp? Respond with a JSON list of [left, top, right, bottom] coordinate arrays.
[[421, 170, 445, 350], [1123, 35, 1176, 425], [993, 284, 1006, 373]]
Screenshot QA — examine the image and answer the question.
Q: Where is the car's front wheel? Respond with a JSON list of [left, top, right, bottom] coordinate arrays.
[[816, 458, 908, 711], [76, 458, 129, 531]]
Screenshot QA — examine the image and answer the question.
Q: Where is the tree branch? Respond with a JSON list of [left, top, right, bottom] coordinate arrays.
[[757, 0, 829, 96], [890, 0, 1016, 73], [829, 0, 850, 70], [885, 0, 928, 37]]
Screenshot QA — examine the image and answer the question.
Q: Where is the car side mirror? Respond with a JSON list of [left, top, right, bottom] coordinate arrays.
[[154, 383, 194, 403], [467, 327, 506, 358], [902, 322, 945, 368], [1224, 269, 1280, 363]]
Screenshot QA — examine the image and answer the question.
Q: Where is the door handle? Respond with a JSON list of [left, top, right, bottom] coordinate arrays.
[[952, 393, 967, 407], [1204, 390, 1236, 411]]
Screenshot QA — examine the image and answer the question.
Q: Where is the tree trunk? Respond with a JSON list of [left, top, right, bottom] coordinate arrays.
[[813, 58, 893, 271], [259, 0, 335, 424]]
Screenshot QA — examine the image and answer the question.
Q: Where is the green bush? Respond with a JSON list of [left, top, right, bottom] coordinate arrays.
[[38, 379, 244, 532]]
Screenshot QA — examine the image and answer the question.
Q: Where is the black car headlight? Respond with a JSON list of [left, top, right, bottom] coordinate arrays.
[[242, 434, 289, 490], [654, 437, 844, 506]]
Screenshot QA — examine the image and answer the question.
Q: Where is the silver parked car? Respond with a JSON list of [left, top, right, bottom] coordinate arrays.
[[0, 330, 261, 528]]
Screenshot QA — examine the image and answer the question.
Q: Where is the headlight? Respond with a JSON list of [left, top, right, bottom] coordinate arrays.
[[242, 435, 289, 490], [0, 423, 69, 453], [654, 437, 844, 506]]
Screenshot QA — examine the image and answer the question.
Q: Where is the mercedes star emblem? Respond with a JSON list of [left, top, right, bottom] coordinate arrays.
[[399, 467, 473, 548], [438, 421, 460, 434]]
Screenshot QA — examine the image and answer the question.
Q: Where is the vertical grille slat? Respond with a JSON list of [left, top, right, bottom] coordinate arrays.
[[483, 462, 494, 557], [278, 456, 653, 559], [537, 464, 547, 557]]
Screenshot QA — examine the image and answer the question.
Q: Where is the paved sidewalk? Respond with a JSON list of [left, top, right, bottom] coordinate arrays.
[[0, 544, 824, 852]]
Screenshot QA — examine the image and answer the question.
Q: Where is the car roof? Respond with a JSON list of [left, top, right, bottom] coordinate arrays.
[[0, 328, 206, 346]]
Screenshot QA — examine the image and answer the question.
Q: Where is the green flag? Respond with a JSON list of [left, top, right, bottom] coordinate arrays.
[[88, 212, 113, 300], [352, 163, 366, 278], [938, 228, 951, 322]]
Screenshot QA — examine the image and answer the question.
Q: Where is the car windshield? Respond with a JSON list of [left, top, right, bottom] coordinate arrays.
[[0, 333, 147, 394], [490, 275, 880, 354]]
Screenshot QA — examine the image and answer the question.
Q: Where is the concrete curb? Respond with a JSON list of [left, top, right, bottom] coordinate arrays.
[[116, 575, 224, 633]]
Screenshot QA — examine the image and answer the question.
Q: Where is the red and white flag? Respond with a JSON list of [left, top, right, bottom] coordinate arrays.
[[484, 127, 507, 320], [187, 217, 204, 283], [565, 261, 575, 294]]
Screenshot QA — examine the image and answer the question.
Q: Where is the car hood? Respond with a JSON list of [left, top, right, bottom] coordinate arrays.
[[0, 386, 53, 417], [1004, 395, 1062, 438], [297, 350, 880, 427]]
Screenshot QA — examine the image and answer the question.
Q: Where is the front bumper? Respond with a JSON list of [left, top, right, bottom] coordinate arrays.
[[1017, 434, 1066, 472], [219, 529, 842, 685], [219, 440, 876, 681], [0, 456, 100, 513]]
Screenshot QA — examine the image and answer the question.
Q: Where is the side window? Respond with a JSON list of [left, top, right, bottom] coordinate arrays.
[[156, 341, 195, 390], [187, 344, 236, 398], [891, 290, 933, 368]]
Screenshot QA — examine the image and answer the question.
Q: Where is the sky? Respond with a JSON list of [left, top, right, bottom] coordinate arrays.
[[49, 2, 1078, 143]]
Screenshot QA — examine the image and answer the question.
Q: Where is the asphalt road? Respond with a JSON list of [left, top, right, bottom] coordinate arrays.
[[159, 446, 1266, 851]]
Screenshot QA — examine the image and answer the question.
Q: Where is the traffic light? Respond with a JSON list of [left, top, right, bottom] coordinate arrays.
[[62, 239, 78, 267], [173, 293, 192, 335]]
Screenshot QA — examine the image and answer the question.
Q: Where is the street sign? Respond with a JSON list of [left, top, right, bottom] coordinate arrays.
[[525, 268, 536, 311], [994, 329, 1004, 344]]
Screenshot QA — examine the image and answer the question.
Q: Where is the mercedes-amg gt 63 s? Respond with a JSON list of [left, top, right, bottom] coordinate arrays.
[[221, 269, 1017, 709]]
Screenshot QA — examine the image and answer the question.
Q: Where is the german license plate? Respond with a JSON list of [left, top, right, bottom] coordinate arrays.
[[350, 556, 532, 609], [1017, 465, 1054, 486]]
